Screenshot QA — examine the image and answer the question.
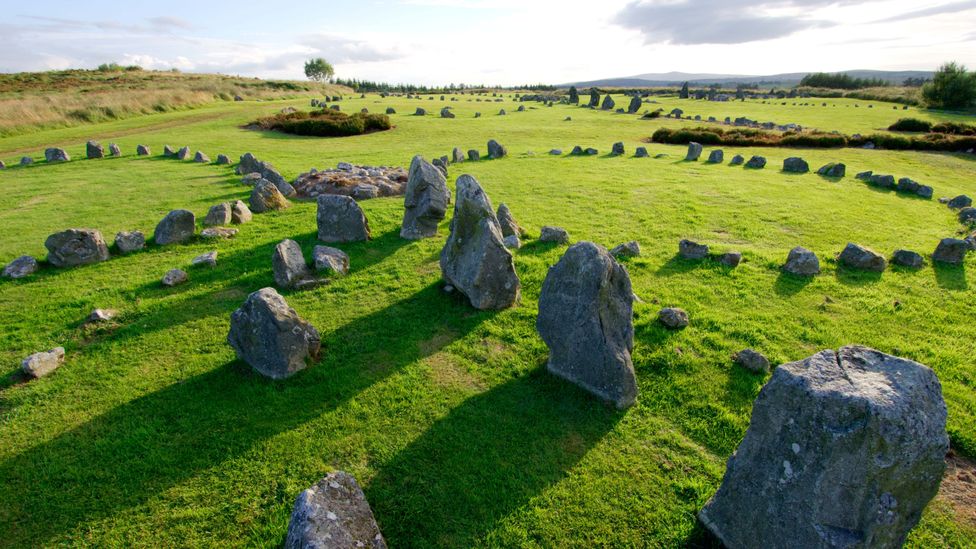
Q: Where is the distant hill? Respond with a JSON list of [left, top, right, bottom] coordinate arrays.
[[564, 70, 934, 88]]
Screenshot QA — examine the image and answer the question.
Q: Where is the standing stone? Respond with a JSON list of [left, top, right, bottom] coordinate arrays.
[[635, 147, 649, 158], [733, 349, 769, 373], [783, 157, 809, 173], [685, 142, 703, 161], [678, 239, 709, 260], [414, 107, 426, 116], [730, 154, 744, 166], [273, 239, 316, 289], [3, 256, 38, 279], [44, 148, 70, 162], [932, 238, 969, 264], [204, 203, 232, 226], [627, 95, 642, 114], [611, 142, 625, 155], [431, 158, 448, 178], [0, 160, 6, 169], [386, 107, 396, 114], [658, 307, 689, 329], [610, 241, 641, 258], [699, 346, 948, 549], [21, 156, 33, 166], [537, 242, 637, 409], [313, 246, 350, 276], [468, 150, 481, 161], [487, 139, 507, 159], [231, 200, 253, 224], [588, 89, 600, 108], [503, 235, 521, 249], [318, 195, 371, 242], [163, 145, 175, 157], [540, 226, 570, 244], [400, 156, 450, 240], [86, 140, 104, 159], [215, 154, 230, 165], [947, 195, 972, 209], [44, 229, 110, 267], [22, 347, 66, 378], [838, 243, 887, 272], [154, 210, 196, 245], [960, 207, 976, 224], [440, 107, 455, 119], [817, 162, 846, 177], [892, 249, 923, 268], [284, 471, 386, 549], [227, 288, 321, 379], [439, 175, 520, 310], [496, 203, 525, 238], [115, 231, 146, 254], [707, 149, 724, 163], [745, 155, 767, 169], [194, 151, 210, 163], [108, 143, 121, 157], [498, 109, 506, 116], [718, 251, 742, 268], [783, 246, 820, 276], [176, 146, 191, 160], [600, 94, 615, 110], [250, 179, 290, 213], [452, 147, 465, 164]]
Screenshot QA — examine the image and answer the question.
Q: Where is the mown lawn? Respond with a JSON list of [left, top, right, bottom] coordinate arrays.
[[1, 92, 975, 547]]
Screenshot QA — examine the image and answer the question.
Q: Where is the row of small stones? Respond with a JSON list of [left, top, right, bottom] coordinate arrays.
[[4, 142, 231, 167]]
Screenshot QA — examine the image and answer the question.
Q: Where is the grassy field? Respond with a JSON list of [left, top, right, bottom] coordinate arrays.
[[1, 91, 975, 547]]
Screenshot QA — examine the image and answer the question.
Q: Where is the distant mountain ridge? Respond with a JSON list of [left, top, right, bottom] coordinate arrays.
[[564, 70, 934, 88]]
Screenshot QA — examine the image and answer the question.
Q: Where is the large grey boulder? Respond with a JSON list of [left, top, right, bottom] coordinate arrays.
[[782, 157, 809, 173], [496, 203, 524, 238], [227, 287, 321, 379], [249, 179, 290, 213], [678, 239, 709, 260], [176, 146, 191, 160], [284, 471, 386, 549], [20, 157, 33, 166], [153, 210, 196, 245], [537, 242, 637, 409], [540, 226, 570, 244], [137, 144, 151, 155], [439, 174, 520, 310], [745, 155, 767, 169], [635, 147, 649, 158], [600, 94, 615, 110], [231, 200, 252, 224], [932, 238, 969, 264], [108, 143, 121, 157], [706, 149, 724, 163], [22, 347, 66, 378], [783, 246, 820, 276], [817, 162, 846, 177], [204, 203, 232, 226], [86, 140, 104, 159], [273, 239, 316, 289], [487, 139, 507, 159], [45, 148, 70, 162], [892, 249, 923, 269], [658, 307, 689, 329], [318, 195, 371, 243], [611, 142, 625, 155], [699, 346, 948, 549], [45, 229, 110, 267], [838, 242, 887, 272], [947, 195, 971, 209], [685, 142, 703, 161], [115, 231, 145, 254], [313, 246, 350, 276], [3, 255, 38, 279], [400, 155, 450, 240], [193, 151, 210, 163]]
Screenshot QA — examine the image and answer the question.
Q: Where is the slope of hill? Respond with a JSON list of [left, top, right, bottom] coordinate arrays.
[[566, 69, 934, 88]]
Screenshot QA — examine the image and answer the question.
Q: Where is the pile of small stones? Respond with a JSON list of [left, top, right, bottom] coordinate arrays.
[[292, 162, 408, 200]]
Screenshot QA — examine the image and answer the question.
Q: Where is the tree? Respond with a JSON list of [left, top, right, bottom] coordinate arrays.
[[304, 58, 335, 83], [923, 62, 976, 109]]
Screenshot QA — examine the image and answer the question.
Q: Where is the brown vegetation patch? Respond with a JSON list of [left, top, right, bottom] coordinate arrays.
[[938, 450, 976, 527]]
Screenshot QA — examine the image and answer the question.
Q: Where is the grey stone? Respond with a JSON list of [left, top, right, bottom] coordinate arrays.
[[538, 242, 637, 409], [959, 207, 976, 224], [20, 157, 32, 166], [284, 471, 386, 549], [468, 149, 481, 161], [733, 349, 769, 373], [313, 246, 350, 276], [317, 195, 371, 243], [161, 269, 188, 287], [892, 249, 924, 269], [517, 105, 525, 112], [192, 251, 218, 267], [22, 347, 65, 378], [627, 95, 642, 114], [783, 246, 820, 276], [249, 179, 291, 213], [685, 142, 703, 161], [503, 234, 521, 249], [718, 251, 742, 268], [163, 145, 175, 157], [947, 195, 972, 209], [699, 346, 948, 549], [611, 142, 625, 155], [86, 140, 104, 159], [386, 107, 396, 114], [610, 241, 640, 258], [137, 145, 151, 155], [201, 227, 237, 239], [745, 155, 767, 169], [192, 151, 210, 163], [44, 148, 69, 162], [932, 238, 969, 264], [916, 185, 933, 199], [658, 307, 689, 329], [635, 147, 649, 158], [204, 203, 232, 226], [897, 177, 920, 193], [231, 200, 252, 224], [496, 203, 524, 238], [400, 155, 450, 240], [817, 163, 846, 177], [869, 174, 896, 189], [729, 154, 744, 166], [783, 157, 809, 173], [154, 210, 196, 245], [678, 239, 709, 260], [108, 143, 121, 157], [838, 243, 887, 272], [273, 239, 315, 289], [227, 287, 321, 379], [3, 255, 38, 279], [176, 146, 191, 160], [115, 231, 145, 254], [439, 174, 520, 310], [707, 149, 724, 163], [452, 147, 465, 163], [600, 94, 615, 110], [549, 149, 563, 155], [87, 308, 117, 323], [45, 229, 110, 267], [440, 107, 455, 118], [540, 226, 570, 244], [351, 184, 378, 200], [487, 139, 507, 159]]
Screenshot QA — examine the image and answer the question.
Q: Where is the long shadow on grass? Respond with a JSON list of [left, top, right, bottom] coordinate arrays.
[[0, 282, 488, 546], [933, 262, 968, 291], [773, 271, 814, 296], [365, 367, 623, 548]]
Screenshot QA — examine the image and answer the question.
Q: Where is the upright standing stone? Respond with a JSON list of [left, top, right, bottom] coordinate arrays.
[[707, 149, 724, 163], [783, 157, 809, 173], [452, 147, 465, 164], [317, 195, 371, 242], [285, 471, 386, 549], [250, 179, 290, 213], [227, 288, 321, 379], [400, 155, 450, 240], [686, 142, 703, 161], [115, 231, 146, 254], [611, 142, 625, 155], [932, 238, 969, 264], [44, 229, 110, 267], [487, 139, 507, 159], [439, 175, 520, 310], [273, 239, 316, 289], [108, 143, 121, 157], [136, 144, 151, 156], [838, 243, 887, 272], [699, 346, 948, 549], [600, 94, 615, 110], [86, 140, 104, 159], [745, 155, 767, 169], [627, 95, 642, 114], [154, 210, 196, 245], [204, 203, 232, 226], [496, 203, 525, 238], [538, 242, 636, 409], [45, 148, 70, 162], [231, 200, 253, 224], [783, 246, 820, 275], [176, 146, 191, 160]]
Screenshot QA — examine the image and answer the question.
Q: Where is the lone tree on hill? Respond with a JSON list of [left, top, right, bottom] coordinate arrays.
[[304, 58, 335, 83], [923, 62, 976, 109]]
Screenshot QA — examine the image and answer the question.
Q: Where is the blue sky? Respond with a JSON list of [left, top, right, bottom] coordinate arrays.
[[2, 0, 975, 84]]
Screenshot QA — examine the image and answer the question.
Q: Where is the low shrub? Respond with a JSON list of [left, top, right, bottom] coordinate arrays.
[[652, 126, 976, 152], [931, 121, 976, 136], [252, 109, 391, 137], [888, 118, 932, 132]]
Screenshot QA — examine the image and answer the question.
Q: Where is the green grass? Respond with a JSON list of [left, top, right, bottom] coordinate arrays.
[[1, 92, 975, 547]]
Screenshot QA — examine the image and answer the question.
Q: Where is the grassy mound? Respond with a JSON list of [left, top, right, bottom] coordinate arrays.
[[252, 109, 392, 137]]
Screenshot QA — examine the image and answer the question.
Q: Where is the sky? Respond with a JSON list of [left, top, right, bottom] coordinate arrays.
[[1, 0, 975, 85]]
